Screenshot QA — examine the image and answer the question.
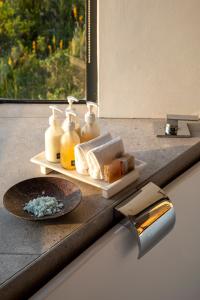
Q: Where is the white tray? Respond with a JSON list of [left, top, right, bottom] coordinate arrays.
[[30, 152, 146, 198]]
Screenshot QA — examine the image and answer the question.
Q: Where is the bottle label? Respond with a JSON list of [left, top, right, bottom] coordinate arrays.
[[71, 160, 75, 166], [57, 153, 60, 159]]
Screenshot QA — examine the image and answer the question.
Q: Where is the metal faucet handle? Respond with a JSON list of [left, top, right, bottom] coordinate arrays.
[[155, 114, 199, 138], [165, 118, 178, 136], [165, 114, 199, 136]]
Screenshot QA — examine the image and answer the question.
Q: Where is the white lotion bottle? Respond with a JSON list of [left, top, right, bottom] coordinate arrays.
[[81, 102, 100, 142], [62, 96, 81, 136], [45, 106, 64, 163]]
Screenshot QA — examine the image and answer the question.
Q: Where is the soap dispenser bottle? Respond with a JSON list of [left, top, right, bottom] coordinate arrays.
[[62, 96, 81, 136], [81, 101, 100, 142], [61, 110, 80, 170], [45, 106, 64, 163]]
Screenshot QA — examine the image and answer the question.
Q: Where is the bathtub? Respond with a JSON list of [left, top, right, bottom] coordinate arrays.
[[31, 162, 200, 300]]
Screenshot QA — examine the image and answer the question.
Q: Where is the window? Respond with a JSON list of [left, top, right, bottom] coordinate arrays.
[[0, 0, 97, 103]]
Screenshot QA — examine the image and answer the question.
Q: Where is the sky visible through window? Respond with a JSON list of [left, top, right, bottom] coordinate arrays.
[[0, 0, 86, 101]]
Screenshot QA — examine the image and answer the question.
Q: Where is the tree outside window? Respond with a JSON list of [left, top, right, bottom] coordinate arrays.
[[0, 0, 86, 101]]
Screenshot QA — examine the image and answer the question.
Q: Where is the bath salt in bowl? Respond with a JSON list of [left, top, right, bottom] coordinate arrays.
[[3, 177, 82, 221], [24, 196, 64, 218]]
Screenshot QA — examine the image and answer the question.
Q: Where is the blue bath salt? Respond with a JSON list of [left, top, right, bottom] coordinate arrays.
[[24, 196, 64, 217]]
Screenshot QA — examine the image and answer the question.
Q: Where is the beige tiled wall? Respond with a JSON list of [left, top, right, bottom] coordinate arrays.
[[98, 0, 200, 118]]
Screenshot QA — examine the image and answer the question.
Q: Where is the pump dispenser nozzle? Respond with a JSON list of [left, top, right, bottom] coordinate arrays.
[[49, 105, 63, 125], [65, 110, 77, 130], [65, 109, 76, 118], [85, 101, 98, 124], [67, 96, 79, 110]]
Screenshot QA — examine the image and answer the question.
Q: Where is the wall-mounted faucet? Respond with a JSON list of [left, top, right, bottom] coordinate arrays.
[[116, 182, 176, 258], [155, 114, 199, 138]]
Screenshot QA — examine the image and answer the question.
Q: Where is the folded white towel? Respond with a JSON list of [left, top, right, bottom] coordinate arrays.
[[86, 137, 125, 180], [75, 133, 112, 175]]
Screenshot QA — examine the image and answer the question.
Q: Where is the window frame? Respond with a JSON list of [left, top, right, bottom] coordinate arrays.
[[0, 0, 97, 104]]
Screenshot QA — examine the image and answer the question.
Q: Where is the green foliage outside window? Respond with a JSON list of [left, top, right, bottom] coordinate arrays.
[[0, 0, 86, 100]]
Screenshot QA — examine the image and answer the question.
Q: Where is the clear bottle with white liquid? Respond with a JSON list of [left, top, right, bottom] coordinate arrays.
[[81, 102, 100, 142]]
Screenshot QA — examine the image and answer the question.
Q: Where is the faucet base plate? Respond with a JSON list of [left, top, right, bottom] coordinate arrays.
[[155, 120, 191, 138]]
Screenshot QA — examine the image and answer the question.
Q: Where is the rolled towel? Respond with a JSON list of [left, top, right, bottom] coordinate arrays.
[[86, 137, 125, 180], [75, 133, 112, 175]]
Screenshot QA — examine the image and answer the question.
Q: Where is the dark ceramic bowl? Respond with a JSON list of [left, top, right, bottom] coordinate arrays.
[[3, 177, 82, 221]]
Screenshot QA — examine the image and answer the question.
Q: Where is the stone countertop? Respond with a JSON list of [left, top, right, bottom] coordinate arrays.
[[1, 104, 200, 299]]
